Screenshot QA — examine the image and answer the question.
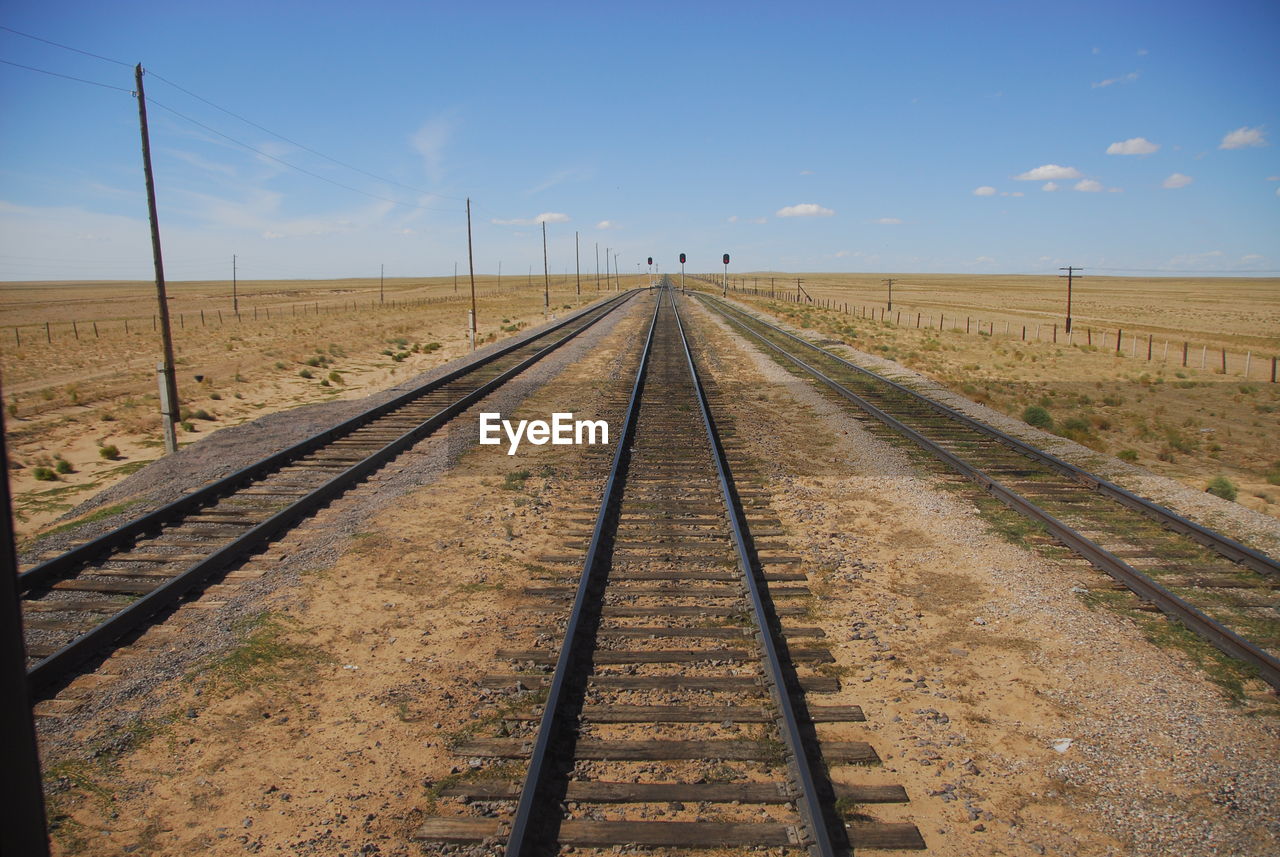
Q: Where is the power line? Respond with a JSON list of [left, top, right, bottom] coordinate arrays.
[[2, 24, 466, 208], [145, 70, 467, 204], [145, 96, 461, 213], [0, 24, 131, 67], [0, 58, 131, 92]]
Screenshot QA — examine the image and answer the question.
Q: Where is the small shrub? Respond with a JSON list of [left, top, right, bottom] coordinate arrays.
[[190, 408, 213, 421], [54, 458, 73, 474], [180, 420, 195, 432], [422, 342, 441, 353], [274, 361, 287, 370], [298, 369, 313, 379], [33, 466, 56, 481], [209, 392, 222, 400], [1205, 476, 1238, 502], [1267, 461, 1280, 486], [1023, 405, 1053, 429], [319, 378, 330, 387], [328, 371, 343, 384], [99, 444, 120, 460], [1117, 449, 1138, 462]]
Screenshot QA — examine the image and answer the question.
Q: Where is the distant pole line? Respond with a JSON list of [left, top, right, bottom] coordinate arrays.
[[575, 231, 581, 296], [232, 254, 238, 314], [883, 278, 894, 312], [595, 243, 601, 291]]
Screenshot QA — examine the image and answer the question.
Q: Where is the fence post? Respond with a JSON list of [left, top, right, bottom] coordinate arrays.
[[200, 309, 205, 326], [1022, 325, 1026, 341], [1116, 328, 1122, 355], [1200, 345, 1206, 369], [72, 320, 78, 340], [916, 313, 921, 328], [1182, 341, 1188, 367], [1272, 356, 1277, 383], [966, 317, 971, 333], [1245, 351, 1251, 378], [13, 328, 18, 346], [1053, 323, 1057, 343], [1147, 334, 1152, 360], [1221, 347, 1227, 374], [93, 321, 98, 338], [45, 321, 51, 343]]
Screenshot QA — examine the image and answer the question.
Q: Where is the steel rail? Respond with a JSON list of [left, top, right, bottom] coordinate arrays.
[[26, 291, 637, 699], [670, 291, 837, 856], [21, 291, 635, 594], [504, 295, 661, 857], [700, 294, 1280, 580], [704, 298, 1280, 691]]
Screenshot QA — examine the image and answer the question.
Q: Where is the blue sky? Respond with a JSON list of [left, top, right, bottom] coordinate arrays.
[[1, 0, 1277, 281]]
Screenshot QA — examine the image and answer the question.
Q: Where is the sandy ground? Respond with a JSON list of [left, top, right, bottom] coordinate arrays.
[[1, 276, 636, 539], [706, 285, 1280, 522], [30, 288, 1280, 857]]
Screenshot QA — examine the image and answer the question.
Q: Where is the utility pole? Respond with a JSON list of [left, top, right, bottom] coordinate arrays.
[[604, 247, 610, 291], [541, 220, 550, 311], [575, 231, 581, 296], [883, 278, 894, 312], [1059, 266, 1081, 333], [135, 63, 179, 455], [595, 243, 601, 291], [498, 260, 502, 290], [453, 261, 457, 294], [614, 252, 620, 291], [0, 402, 50, 857], [232, 254, 238, 315], [466, 198, 477, 350], [381, 263, 385, 304]]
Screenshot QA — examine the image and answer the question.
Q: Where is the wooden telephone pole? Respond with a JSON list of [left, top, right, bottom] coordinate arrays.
[[883, 278, 894, 312], [135, 64, 179, 455], [542, 221, 550, 311], [466, 198, 477, 350], [1059, 266, 1081, 333]]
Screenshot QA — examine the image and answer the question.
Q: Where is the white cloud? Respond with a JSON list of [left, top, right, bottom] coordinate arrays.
[[1107, 187, 1123, 193], [410, 115, 456, 183], [1242, 254, 1265, 262], [1267, 176, 1280, 181], [1106, 137, 1159, 155], [1162, 173, 1193, 189], [999, 191, 1025, 197], [799, 170, 815, 175], [834, 250, 852, 258], [1074, 179, 1104, 192], [525, 166, 595, 196], [776, 203, 834, 217], [595, 220, 616, 229], [1092, 71, 1140, 88], [973, 186, 997, 196], [490, 212, 570, 226], [747, 216, 767, 224], [975, 256, 996, 263], [874, 217, 903, 224], [1276, 187, 1280, 197], [1042, 182, 1060, 192], [1015, 164, 1083, 181], [1137, 48, 1148, 56], [727, 215, 739, 223], [1220, 126, 1267, 149], [262, 231, 284, 240]]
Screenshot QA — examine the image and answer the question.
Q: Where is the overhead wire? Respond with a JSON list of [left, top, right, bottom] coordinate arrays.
[[2, 25, 466, 214], [0, 57, 132, 92]]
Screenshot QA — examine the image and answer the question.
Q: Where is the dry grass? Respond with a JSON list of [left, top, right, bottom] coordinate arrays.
[[0, 274, 637, 538], [711, 273, 1280, 520]]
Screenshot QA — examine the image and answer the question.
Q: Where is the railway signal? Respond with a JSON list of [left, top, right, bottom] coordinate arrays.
[[722, 253, 730, 296], [679, 253, 686, 293]]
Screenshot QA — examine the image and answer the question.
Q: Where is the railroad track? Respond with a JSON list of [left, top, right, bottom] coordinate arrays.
[[416, 288, 922, 855], [20, 291, 636, 701], [695, 292, 1280, 691]]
